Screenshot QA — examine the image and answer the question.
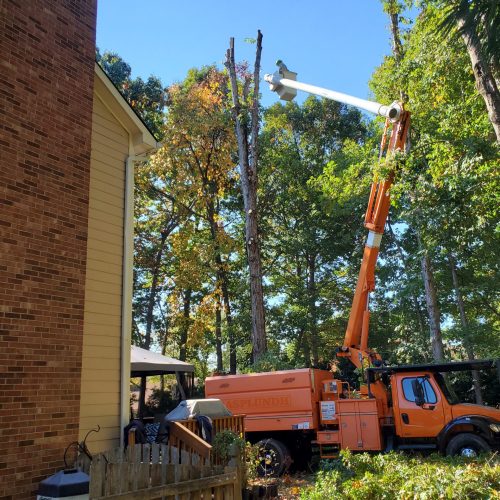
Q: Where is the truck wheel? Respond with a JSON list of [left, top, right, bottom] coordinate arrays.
[[256, 439, 291, 477], [445, 433, 490, 457]]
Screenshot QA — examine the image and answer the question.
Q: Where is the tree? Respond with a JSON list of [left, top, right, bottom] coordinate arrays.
[[151, 67, 240, 372], [371, 3, 499, 374], [380, 0, 445, 362], [436, 0, 500, 141], [96, 49, 166, 137], [260, 97, 369, 366], [96, 52, 171, 352], [225, 32, 267, 363], [133, 168, 181, 349]]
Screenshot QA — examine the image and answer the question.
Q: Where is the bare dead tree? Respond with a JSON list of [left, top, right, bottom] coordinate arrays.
[[225, 31, 267, 362]]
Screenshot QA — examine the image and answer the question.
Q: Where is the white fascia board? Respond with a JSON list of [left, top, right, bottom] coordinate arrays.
[[94, 63, 159, 155]]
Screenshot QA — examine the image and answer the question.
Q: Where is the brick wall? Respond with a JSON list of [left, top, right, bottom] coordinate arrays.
[[0, 1, 97, 497]]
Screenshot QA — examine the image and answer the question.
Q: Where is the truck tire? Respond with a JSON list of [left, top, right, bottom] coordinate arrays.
[[256, 438, 291, 477], [445, 433, 491, 457]]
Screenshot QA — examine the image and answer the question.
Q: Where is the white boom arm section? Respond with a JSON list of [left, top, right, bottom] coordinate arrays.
[[264, 65, 401, 122]]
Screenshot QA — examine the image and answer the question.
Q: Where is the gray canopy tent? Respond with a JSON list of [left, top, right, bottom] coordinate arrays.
[[130, 345, 195, 418]]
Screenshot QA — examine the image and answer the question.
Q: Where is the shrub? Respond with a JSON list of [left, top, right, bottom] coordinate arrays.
[[211, 431, 260, 484], [301, 451, 500, 499], [212, 430, 246, 465]]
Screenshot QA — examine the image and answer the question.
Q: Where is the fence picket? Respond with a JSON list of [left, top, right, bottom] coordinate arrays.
[[89, 454, 105, 498], [142, 443, 151, 463], [105, 463, 122, 496], [160, 444, 169, 464], [127, 462, 138, 493], [181, 448, 190, 465], [171, 445, 179, 465], [150, 463, 162, 488], [89, 425, 243, 499], [151, 443, 160, 464]]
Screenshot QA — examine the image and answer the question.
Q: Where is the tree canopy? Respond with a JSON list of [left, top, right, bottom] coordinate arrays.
[[99, 2, 499, 404]]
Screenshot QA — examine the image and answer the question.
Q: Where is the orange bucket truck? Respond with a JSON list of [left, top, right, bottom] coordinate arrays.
[[206, 64, 500, 474]]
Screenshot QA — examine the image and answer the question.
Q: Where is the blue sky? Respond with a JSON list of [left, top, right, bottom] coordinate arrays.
[[97, 1, 397, 107]]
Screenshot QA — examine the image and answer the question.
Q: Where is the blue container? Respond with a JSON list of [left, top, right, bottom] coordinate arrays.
[[37, 469, 89, 500]]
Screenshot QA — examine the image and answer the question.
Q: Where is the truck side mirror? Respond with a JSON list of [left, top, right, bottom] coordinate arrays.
[[411, 379, 425, 406]]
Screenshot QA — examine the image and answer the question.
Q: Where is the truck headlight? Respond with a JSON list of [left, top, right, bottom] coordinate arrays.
[[490, 423, 500, 433]]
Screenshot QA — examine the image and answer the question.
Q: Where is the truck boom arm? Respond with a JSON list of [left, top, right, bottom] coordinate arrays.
[[264, 70, 402, 122], [265, 64, 410, 368]]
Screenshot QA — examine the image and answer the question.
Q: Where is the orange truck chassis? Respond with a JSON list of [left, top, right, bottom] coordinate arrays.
[[206, 360, 500, 474]]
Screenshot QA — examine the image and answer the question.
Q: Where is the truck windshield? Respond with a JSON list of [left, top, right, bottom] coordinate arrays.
[[434, 373, 460, 405]]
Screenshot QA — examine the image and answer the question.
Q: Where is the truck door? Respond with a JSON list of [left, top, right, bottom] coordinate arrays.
[[396, 374, 445, 438]]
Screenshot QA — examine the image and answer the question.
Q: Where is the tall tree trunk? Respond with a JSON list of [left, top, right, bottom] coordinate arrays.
[[179, 288, 191, 362], [215, 295, 223, 372], [139, 376, 147, 418], [307, 253, 319, 367], [293, 260, 308, 366], [161, 332, 168, 356], [144, 230, 168, 349], [419, 244, 445, 362], [226, 32, 267, 362], [220, 275, 236, 374], [207, 199, 237, 374], [160, 326, 169, 392], [448, 253, 483, 404], [386, 0, 408, 102], [177, 288, 191, 401], [458, 16, 500, 142], [293, 327, 306, 365], [303, 330, 312, 368], [387, 0, 404, 62]]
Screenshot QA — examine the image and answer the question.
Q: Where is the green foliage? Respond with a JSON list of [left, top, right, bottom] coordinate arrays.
[[96, 49, 165, 137], [435, 0, 500, 68], [302, 450, 500, 499], [243, 351, 294, 373], [368, 3, 500, 364], [144, 386, 177, 415], [212, 430, 246, 464], [259, 96, 370, 367]]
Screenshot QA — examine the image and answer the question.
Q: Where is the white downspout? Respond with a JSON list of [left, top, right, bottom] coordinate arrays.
[[120, 150, 158, 444], [97, 68, 162, 444], [120, 154, 137, 445]]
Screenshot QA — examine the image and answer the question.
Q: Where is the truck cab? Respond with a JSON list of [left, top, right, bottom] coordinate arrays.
[[369, 359, 500, 456]]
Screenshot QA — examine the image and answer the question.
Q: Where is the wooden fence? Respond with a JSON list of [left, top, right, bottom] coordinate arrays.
[[87, 443, 242, 499], [179, 415, 245, 437], [78, 415, 246, 498]]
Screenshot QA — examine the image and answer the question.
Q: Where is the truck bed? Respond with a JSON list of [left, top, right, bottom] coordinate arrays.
[[205, 369, 331, 432]]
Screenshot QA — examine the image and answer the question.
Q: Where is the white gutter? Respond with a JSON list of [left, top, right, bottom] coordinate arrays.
[[264, 71, 402, 122]]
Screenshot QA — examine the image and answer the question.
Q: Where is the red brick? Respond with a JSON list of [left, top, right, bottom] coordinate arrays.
[[0, 1, 97, 498]]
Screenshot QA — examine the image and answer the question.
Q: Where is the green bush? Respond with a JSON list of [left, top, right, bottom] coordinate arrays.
[[212, 430, 246, 465], [301, 451, 500, 499]]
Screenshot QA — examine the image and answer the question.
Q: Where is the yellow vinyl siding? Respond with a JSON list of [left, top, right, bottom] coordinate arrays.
[[86, 262, 123, 279], [84, 268, 122, 287], [83, 289, 122, 307], [91, 158, 126, 182], [80, 400, 121, 418], [79, 93, 129, 452]]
